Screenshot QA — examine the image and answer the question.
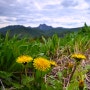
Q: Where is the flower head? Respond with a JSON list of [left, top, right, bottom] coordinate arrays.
[[79, 80, 84, 88], [50, 61, 57, 66], [67, 62, 73, 68], [71, 54, 86, 61], [16, 55, 33, 64], [33, 57, 51, 71]]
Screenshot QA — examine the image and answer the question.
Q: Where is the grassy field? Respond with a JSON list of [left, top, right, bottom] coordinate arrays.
[[0, 24, 90, 90]]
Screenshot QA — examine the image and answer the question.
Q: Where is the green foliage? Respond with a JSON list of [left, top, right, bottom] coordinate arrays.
[[79, 23, 90, 33], [46, 75, 63, 90], [0, 24, 90, 89], [0, 71, 13, 87], [0, 24, 80, 38]]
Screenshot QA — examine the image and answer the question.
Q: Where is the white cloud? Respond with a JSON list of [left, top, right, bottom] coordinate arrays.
[[0, 16, 17, 27], [0, 0, 90, 28], [74, 0, 89, 10]]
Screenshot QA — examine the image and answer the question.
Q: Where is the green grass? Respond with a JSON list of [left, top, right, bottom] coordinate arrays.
[[0, 24, 90, 90]]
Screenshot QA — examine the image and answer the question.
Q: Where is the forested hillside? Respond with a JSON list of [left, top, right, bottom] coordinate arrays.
[[0, 24, 80, 38]]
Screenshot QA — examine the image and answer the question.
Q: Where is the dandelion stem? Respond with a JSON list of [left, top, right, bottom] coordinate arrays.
[[66, 64, 77, 87], [25, 66, 27, 76]]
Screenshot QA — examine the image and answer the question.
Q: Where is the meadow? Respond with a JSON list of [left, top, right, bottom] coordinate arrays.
[[0, 24, 90, 90]]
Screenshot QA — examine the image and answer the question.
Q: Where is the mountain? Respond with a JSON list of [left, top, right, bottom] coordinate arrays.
[[0, 25, 44, 38], [38, 24, 53, 30], [0, 24, 81, 38]]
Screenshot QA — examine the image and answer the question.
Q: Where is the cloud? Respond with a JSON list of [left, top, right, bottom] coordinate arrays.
[[61, 0, 78, 7], [0, 16, 17, 27], [74, 0, 89, 10], [0, 0, 90, 28], [61, 0, 89, 10]]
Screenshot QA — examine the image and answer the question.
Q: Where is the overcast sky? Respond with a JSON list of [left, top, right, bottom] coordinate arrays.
[[0, 0, 90, 28]]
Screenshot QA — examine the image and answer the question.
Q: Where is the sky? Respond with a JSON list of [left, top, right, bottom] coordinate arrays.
[[0, 0, 90, 28]]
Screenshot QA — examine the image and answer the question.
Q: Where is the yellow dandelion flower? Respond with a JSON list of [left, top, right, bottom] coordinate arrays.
[[68, 62, 73, 68], [33, 57, 51, 71], [16, 55, 33, 64], [71, 54, 86, 61], [79, 80, 84, 89], [50, 61, 57, 66]]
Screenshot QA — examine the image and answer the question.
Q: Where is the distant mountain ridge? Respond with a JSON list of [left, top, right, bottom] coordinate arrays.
[[38, 24, 53, 30], [0, 24, 81, 38]]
